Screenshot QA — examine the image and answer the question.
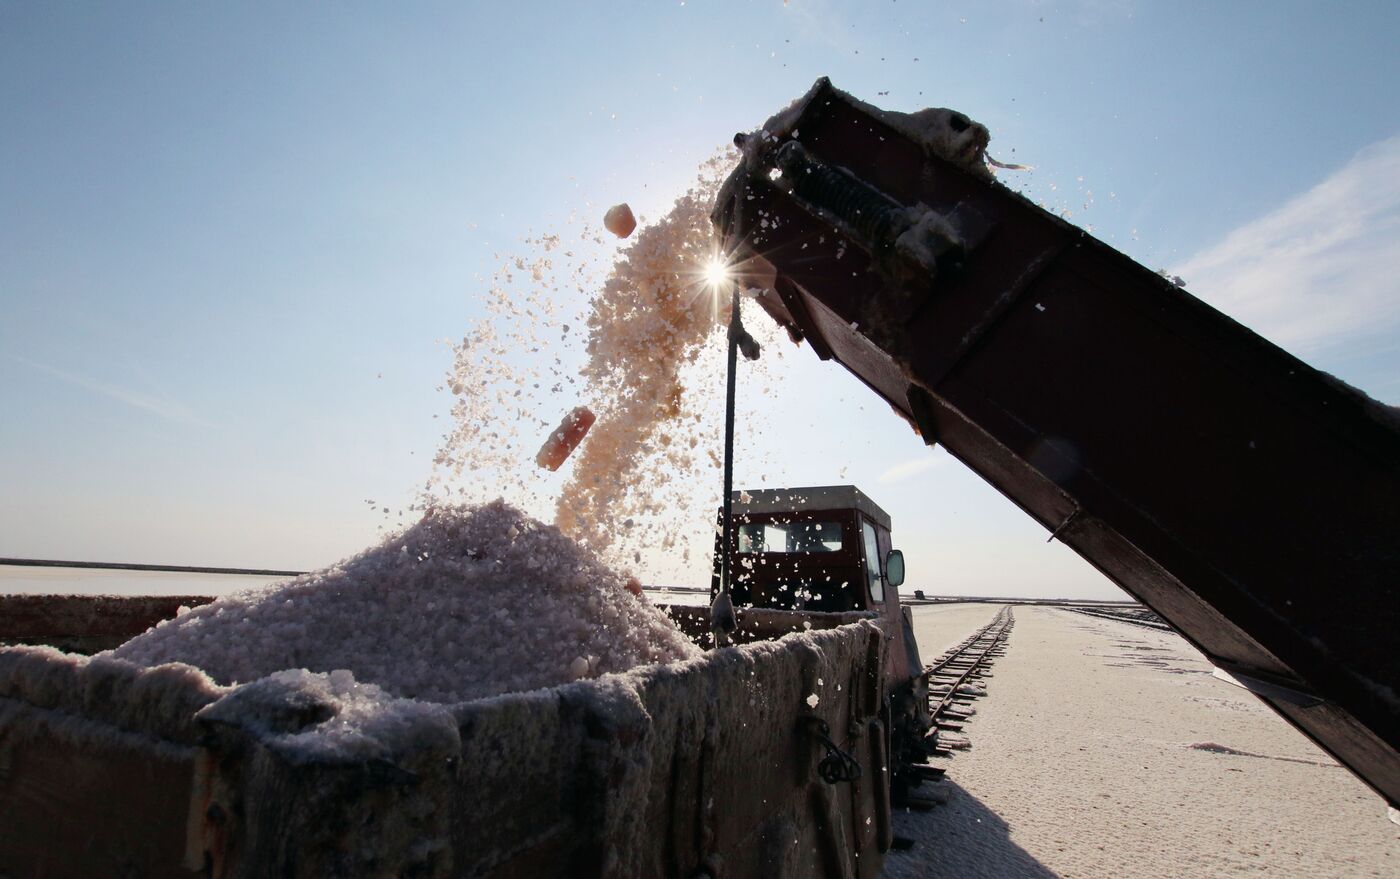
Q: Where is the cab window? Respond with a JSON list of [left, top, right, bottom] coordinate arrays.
[[861, 519, 884, 603], [738, 520, 844, 554]]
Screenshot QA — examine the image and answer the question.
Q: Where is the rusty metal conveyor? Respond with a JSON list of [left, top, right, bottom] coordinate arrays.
[[713, 78, 1400, 809]]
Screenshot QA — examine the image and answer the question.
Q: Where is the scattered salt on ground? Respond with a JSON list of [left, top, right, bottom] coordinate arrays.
[[907, 602, 1006, 660], [112, 500, 700, 703], [885, 605, 1398, 878]]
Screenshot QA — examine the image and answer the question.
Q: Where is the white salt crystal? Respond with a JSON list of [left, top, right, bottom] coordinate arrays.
[[535, 406, 596, 471], [113, 501, 700, 704], [567, 656, 590, 679], [428, 150, 791, 578], [603, 203, 637, 239]]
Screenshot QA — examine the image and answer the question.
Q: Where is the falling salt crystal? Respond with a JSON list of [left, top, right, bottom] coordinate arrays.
[[536, 406, 596, 471], [429, 148, 791, 579], [806, 693, 820, 708], [603, 203, 637, 238]]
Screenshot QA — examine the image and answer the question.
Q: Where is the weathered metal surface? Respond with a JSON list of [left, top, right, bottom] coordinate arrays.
[[714, 77, 1400, 808], [0, 594, 215, 653], [664, 603, 875, 647], [0, 600, 893, 877], [0, 702, 199, 877], [706, 487, 920, 692]]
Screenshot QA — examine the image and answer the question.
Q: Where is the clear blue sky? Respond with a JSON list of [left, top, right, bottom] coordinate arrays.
[[4, 2, 1398, 599]]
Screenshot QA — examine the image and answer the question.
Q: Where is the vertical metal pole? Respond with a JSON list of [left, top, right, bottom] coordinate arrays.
[[711, 287, 741, 647], [721, 287, 740, 596]]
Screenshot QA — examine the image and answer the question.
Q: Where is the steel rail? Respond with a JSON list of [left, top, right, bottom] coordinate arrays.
[[1064, 605, 1174, 632], [923, 607, 1014, 738]]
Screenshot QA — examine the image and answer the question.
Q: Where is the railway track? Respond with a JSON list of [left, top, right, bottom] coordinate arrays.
[[922, 606, 1014, 755], [1064, 605, 1174, 632], [894, 607, 1015, 812]]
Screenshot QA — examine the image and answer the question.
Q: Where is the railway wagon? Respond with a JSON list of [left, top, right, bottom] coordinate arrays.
[[0, 598, 896, 877]]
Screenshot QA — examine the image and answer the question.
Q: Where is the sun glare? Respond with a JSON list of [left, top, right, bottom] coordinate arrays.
[[703, 257, 731, 291]]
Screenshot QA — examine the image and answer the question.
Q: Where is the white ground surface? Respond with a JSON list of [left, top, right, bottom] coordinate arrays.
[[906, 602, 1008, 662], [0, 565, 281, 597], [884, 604, 1398, 878]]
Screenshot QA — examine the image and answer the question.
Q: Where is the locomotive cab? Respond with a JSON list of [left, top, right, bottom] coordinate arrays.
[[714, 485, 905, 614]]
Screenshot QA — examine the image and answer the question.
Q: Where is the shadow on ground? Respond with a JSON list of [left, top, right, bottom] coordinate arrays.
[[881, 779, 1060, 879]]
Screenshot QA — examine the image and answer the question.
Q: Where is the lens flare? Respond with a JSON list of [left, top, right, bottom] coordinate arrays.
[[703, 257, 731, 291]]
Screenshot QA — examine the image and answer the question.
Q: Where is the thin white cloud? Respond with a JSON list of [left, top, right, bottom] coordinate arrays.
[[878, 457, 937, 484], [10, 354, 213, 429], [785, 0, 856, 55], [1174, 134, 1400, 353]]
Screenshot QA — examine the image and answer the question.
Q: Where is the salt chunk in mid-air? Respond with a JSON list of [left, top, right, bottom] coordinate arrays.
[[603, 203, 637, 238], [536, 406, 596, 471]]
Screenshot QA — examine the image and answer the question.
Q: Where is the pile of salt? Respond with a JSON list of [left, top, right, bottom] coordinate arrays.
[[112, 500, 700, 704]]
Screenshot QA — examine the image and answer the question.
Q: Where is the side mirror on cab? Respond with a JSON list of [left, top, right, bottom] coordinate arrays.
[[885, 549, 905, 588]]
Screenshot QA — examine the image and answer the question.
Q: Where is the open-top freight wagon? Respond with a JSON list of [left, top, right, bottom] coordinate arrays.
[[0, 483, 922, 878], [0, 599, 899, 877]]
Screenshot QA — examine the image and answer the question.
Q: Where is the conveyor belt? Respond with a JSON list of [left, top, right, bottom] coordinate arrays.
[[713, 78, 1400, 808]]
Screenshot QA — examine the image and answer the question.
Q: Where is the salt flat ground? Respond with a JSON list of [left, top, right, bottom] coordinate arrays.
[[883, 604, 1398, 878]]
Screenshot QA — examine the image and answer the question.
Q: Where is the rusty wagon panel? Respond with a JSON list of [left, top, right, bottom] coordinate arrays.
[[0, 595, 892, 877]]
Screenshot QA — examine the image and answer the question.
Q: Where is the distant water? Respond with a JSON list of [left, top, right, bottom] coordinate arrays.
[[0, 564, 709, 605], [0, 565, 284, 597]]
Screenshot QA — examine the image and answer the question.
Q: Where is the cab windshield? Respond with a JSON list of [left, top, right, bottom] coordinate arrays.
[[737, 520, 844, 554]]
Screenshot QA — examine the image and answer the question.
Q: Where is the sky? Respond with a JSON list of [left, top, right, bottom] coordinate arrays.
[[3, 1, 1399, 600]]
